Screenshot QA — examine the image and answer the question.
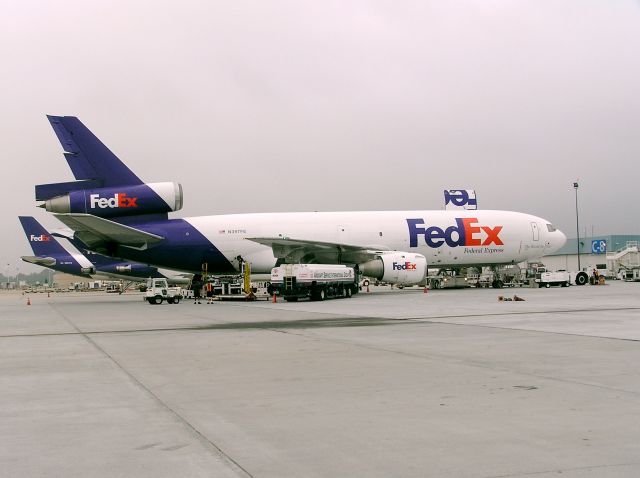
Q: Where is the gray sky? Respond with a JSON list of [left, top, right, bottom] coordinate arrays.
[[2, 0, 639, 275]]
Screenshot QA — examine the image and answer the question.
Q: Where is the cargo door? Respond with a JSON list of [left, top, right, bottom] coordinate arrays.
[[531, 222, 540, 241]]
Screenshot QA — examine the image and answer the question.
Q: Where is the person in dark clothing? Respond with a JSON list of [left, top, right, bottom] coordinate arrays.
[[191, 275, 203, 304]]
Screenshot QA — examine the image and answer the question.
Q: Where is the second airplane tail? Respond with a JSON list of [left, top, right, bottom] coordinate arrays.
[[18, 216, 71, 257]]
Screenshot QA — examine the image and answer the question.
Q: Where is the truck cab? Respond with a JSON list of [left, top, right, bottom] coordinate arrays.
[[144, 278, 183, 304]]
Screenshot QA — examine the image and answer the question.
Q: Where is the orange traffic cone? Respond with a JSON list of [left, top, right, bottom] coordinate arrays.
[[26, 297, 31, 306], [47, 291, 50, 298], [272, 293, 277, 303]]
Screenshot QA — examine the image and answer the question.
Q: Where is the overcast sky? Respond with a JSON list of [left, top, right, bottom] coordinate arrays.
[[2, 0, 639, 275]]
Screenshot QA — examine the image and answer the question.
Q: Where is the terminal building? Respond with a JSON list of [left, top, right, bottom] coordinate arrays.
[[541, 234, 640, 279]]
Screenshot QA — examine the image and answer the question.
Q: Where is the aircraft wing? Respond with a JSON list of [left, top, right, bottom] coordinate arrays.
[[53, 213, 164, 251], [21, 255, 57, 267], [246, 237, 390, 264]]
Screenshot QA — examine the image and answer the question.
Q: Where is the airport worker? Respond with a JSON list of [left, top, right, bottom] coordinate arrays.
[[206, 281, 214, 304]]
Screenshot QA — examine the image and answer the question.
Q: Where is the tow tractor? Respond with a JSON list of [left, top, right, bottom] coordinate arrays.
[[144, 278, 183, 304]]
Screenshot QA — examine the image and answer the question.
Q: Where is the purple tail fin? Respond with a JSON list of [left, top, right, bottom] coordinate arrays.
[[47, 115, 143, 186]]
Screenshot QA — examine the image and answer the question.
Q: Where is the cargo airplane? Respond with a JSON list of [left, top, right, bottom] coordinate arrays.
[[36, 116, 567, 287], [19, 216, 191, 284]]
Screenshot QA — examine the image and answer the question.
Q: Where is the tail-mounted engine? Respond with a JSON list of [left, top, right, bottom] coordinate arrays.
[[41, 182, 183, 218], [359, 252, 427, 286]]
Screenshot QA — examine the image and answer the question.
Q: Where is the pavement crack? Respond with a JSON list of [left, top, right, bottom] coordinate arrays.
[[47, 303, 255, 478]]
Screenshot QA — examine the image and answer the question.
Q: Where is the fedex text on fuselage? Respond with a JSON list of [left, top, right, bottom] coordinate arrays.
[[407, 218, 504, 248]]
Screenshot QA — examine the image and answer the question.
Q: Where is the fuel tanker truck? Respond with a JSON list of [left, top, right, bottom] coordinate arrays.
[[270, 264, 358, 301], [270, 253, 427, 301]]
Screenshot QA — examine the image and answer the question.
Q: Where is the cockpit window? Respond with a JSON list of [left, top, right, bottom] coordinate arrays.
[[546, 224, 557, 232]]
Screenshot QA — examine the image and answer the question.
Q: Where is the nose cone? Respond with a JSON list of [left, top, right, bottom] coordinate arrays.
[[551, 228, 567, 253]]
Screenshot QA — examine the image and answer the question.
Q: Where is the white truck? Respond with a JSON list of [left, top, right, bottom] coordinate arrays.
[[270, 264, 358, 301], [144, 278, 183, 304], [534, 267, 571, 288]]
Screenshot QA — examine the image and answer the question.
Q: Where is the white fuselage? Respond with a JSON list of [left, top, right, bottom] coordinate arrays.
[[182, 209, 566, 273]]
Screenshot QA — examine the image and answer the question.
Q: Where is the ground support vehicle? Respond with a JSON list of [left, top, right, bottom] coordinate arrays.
[[200, 262, 270, 301], [428, 274, 470, 289], [472, 265, 525, 289], [608, 241, 639, 281], [474, 268, 524, 288], [620, 268, 640, 282], [270, 264, 358, 301], [568, 270, 590, 286], [144, 278, 183, 304], [249, 280, 272, 299], [535, 268, 571, 288]]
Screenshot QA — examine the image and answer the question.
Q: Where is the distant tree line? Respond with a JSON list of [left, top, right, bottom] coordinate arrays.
[[1, 270, 52, 285]]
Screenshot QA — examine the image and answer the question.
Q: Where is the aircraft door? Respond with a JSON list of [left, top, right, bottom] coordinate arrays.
[[531, 222, 540, 241]]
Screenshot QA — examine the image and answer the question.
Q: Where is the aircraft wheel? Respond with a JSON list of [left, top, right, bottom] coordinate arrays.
[[545, 283, 551, 288]]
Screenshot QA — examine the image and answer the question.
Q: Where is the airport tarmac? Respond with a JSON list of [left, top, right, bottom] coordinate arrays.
[[2, 282, 640, 478]]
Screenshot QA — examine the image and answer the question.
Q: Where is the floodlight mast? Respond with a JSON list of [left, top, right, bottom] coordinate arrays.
[[574, 181, 581, 271]]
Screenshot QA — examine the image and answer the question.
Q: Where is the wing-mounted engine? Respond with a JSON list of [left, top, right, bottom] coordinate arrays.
[[359, 252, 427, 286], [40, 182, 183, 218]]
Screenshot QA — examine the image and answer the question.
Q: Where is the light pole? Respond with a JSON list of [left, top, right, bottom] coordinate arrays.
[[574, 181, 581, 271]]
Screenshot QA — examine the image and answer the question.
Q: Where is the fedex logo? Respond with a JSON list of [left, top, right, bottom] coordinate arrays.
[[407, 218, 504, 248], [444, 189, 477, 210], [393, 262, 417, 270], [30, 234, 51, 242], [90, 193, 138, 209]]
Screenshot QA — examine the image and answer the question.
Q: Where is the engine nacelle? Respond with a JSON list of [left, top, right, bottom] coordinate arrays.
[[115, 265, 132, 273], [43, 182, 183, 218], [359, 252, 427, 286], [80, 266, 96, 274]]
